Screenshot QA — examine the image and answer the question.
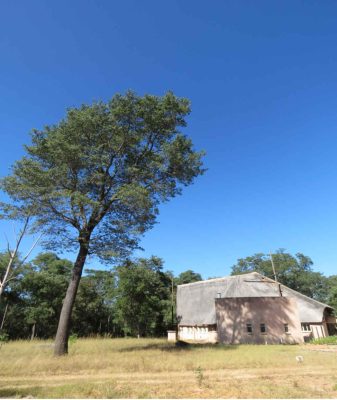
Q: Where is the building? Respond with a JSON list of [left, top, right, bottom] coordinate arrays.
[[176, 272, 336, 344]]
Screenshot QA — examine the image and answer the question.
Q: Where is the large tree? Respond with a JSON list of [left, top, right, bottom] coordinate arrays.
[[0, 91, 204, 355]]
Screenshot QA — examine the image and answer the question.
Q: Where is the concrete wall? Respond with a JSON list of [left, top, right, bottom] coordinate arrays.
[[215, 297, 304, 344], [167, 330, 177, 342], [178, 325, 218, 343]]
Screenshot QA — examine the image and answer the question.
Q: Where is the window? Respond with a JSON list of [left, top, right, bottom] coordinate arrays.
[[284, 323, 289, 333], [260, 323, 266, 334], [301, 323, 311, 332], [246, 323, 253, 334]]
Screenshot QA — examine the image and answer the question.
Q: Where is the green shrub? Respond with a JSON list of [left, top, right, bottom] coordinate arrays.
[[69, 334, 78, 344], [0, 332, 9, 343], [310, 335, 337, 345]]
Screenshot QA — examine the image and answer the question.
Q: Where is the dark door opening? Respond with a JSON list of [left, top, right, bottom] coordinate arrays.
[[327, 323, 337, 336]]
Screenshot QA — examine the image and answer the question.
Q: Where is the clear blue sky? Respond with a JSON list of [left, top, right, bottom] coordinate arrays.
[[1, 0, 337, 278]]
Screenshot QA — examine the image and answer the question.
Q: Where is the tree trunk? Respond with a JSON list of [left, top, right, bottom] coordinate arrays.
[[54, 242, 89, 356], [0, 303, 9, 330], [31, 323, 36, 340]]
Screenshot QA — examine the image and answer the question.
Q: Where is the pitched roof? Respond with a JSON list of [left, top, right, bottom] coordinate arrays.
[[176, 272, 333, 325]]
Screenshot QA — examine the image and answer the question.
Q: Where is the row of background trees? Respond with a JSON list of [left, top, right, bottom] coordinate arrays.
[[1, 249, 336, 340], [0, 251, 202, 340]]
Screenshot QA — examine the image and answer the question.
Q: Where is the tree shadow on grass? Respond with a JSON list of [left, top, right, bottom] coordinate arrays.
[[119, 340, 238, 352], [0, 387, 40, 398]]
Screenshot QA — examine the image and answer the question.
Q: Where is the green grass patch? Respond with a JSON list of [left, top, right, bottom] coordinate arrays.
[[310, 335, 337, 345]]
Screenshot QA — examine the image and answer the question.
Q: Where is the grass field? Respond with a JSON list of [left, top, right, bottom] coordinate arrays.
[[0, 338, 337, 398]]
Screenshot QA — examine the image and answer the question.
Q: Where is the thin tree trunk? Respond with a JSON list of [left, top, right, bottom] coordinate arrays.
[[54, 242, 89, 356], [0, 303, 9, 330], [30, 323, 36, 340], [0, 217, 42, 299]]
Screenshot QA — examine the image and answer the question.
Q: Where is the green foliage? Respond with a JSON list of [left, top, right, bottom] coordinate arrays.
[[0, 251, 119, 339], [326, 275, 337, 311], [0, 332, 9, 343], [0, 91, 205, 262], [72, 270, 118, 337], [175, 269, 202, 285], [1, 251, 188, 339], [69, 333, 78, 344], [114, 257, 171, 336], [310, 336, 337, 345], [21, 252, 72, 338], [0, 252, 27, 292]]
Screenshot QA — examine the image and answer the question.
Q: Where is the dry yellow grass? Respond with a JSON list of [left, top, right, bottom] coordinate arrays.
[[0, 338, 337, 398]]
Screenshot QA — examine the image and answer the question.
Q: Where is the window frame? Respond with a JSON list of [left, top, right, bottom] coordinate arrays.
[[301, 323, 312, 332], [246, 323, 253, 334], [260, 323, 267, 334]]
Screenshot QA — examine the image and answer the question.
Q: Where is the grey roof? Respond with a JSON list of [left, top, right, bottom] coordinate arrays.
[[176, 272, 333, 325]]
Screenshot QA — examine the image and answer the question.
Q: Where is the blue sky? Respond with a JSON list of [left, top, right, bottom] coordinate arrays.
[[1, 0, 337, 277]]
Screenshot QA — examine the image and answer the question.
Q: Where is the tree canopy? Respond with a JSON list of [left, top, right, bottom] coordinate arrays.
[[114, 256, 171, 337], [175, 269, 202, 285], [1, 91, 204, 260]]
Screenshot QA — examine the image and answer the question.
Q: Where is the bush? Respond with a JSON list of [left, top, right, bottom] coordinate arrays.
[[310, 335, 337, 345], [0, 332, 9, 343], [69, 333, 78, 344]]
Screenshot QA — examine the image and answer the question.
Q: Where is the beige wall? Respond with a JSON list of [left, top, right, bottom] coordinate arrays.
[[167, 330, 177, 342], [310, 323, 328, 339], [178, 326, 218, 343], [215, 297, 304, 344]]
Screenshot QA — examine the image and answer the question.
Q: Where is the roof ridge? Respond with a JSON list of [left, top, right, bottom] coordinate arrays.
[[280, 283, 333, 309], [177, 272, 261, 287], [247, 273, 333, 309]]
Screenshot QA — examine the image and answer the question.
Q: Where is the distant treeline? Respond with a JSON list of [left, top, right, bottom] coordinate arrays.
[[0, 252, 202, 339], [0, 250, 336, 340]]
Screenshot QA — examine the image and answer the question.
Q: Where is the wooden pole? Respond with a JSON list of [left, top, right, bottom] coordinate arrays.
[[270, 251, 282, 296], [171, 276, 174, 329]]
